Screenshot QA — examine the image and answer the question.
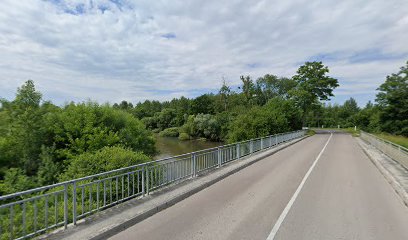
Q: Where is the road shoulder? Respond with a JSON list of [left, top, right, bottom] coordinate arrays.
[[357, 137, 408, 207]]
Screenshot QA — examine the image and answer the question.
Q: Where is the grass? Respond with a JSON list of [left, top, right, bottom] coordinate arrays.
[[306, 129, 316, 136], [374, 133, 408, 149], [343, 127, 360, 137]]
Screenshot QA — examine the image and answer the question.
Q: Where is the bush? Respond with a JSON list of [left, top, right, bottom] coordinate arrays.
[[227, 97, 302, 142], [179, 114, 221, 141], [178, 132, 191, 141], [60, 146, 150, 180], [44, 102, 156, 162], [159, 127, 179, 137]]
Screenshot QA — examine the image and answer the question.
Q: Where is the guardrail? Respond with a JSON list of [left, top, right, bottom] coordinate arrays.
[[0, 130, 305, 239], [360, 131, 408, 170]]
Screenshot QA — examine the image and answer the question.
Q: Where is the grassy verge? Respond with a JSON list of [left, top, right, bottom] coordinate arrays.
[[343, 127, 360, 137], [306, 129, 316, 136], [374, 133, 408, 149]]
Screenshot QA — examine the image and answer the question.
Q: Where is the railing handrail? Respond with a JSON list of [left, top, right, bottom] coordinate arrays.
[[0, 130, 302, 201], [360, 131, 408, 153]]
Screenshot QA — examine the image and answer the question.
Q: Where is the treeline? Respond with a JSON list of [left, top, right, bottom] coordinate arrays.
[[118, 61, 338, 143], [305, 61, 407, 136]]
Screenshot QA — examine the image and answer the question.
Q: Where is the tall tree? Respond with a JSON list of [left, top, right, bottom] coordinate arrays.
[[376, 61, 408, 136], [239, 75, 255, 104], [255, 74, 297, 105], [291, 61, 339, 125], [219, 79, 231, 111]]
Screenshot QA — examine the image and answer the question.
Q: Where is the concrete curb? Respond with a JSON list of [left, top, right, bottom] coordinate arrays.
[[357, 138, 408, 207], [89, 136, 308, 240]]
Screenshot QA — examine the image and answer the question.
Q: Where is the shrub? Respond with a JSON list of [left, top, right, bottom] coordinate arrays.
[[159, 127, 179, 137], [178, 132, 191, 141], [60, 146, 150, 180]]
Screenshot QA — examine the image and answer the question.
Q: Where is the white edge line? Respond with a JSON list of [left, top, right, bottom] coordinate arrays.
[[266, 133, 333, 240]]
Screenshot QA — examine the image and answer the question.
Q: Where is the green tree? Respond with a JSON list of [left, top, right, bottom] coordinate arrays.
[[255, 75, 297, 105], [0, 80, 48, 175], [291, 62, 339, 125], [191, 94, 215, 114], [219, 80, 231, 111], [0, 168, 36, 195], [44, 102, 156, 162], [339, 97, 360, 127], [376, 61, 408, 136], [239, 75, 256, 104], [227, 97, 302, 142]]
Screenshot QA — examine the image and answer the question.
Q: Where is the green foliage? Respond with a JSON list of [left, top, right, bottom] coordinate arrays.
[[178, 132, 191, 141], [159, 127, 180, 137], [155, 108, 177, 130], [218, 80, 231, 111], [0, 81, 55, 176], [44, 102, 155, 162], [376, 61, 408, 136], [306, 129, 316, 136], [239, 75, 256, 104], [291, 61, 339, 123], [375, 133, 408, 149], [255, 75, 296, 105], [0, 168, 36, 195], [191, 94, 215, 114], [179, 114, 221, 141], [0, 81, 156, 194], [60, 146, 150, 180], [227, 98, 302, 142]]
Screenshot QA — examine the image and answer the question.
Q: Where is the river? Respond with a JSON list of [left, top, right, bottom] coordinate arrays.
[[154, 135, 223, 160]]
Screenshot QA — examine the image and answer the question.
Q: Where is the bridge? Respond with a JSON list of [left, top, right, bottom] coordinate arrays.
[[1, 130, 408, 239]]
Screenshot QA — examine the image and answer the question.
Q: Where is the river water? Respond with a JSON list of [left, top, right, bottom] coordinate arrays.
[[154, 135, 223, 160]]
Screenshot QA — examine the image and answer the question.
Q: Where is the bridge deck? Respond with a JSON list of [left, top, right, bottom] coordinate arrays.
[[108, 134, 408, 240]]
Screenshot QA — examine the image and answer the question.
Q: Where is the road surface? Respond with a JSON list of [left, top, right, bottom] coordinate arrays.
[[109, 134, 408, 240]]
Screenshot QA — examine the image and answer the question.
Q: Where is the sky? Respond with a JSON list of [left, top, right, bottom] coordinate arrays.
[[0, 0, 407, 107]]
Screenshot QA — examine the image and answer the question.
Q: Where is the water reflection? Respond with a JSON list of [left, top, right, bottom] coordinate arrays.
[[154, 135, 223, 160]]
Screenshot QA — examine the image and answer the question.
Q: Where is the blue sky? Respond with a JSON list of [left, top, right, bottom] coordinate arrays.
[[0, 0, 407, 107]]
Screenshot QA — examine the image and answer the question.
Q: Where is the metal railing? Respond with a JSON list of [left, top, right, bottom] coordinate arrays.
[[360, 131, 408, 170], [0, 130, 306, 239]]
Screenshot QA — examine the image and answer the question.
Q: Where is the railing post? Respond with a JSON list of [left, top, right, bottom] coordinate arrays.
[[64, 183, 68, 229], [275, 135, 278, 145], [261, 138, 264, 150], [250, 140, 253, 154], [146, 166, 150, 195], [236, 143, 240, 159], [142, 165, 145, 196], [72, 182, 77, 225], [217, 147, 222, 167], [192, 152, 197, 177]]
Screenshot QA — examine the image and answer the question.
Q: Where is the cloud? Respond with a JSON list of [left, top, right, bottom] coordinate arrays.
[[0, 0, 407, 106], [161, 33, 176, 39]]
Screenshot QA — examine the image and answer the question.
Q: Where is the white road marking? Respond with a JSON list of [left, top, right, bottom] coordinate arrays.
[[266, 133, 333, 240]]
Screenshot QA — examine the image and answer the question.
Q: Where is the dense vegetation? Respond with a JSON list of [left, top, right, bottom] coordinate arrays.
[[0, 81, 155, 195], [1, 60, 407, 195]]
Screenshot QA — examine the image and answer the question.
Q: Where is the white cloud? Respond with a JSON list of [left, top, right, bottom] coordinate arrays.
[[0, 0, 407, 105]]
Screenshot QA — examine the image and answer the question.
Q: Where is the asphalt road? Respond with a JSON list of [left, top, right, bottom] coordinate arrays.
[[109, 134, 408, 240]]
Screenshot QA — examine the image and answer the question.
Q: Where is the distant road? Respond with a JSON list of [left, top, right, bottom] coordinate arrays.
[[109, 134, 408, 240]]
